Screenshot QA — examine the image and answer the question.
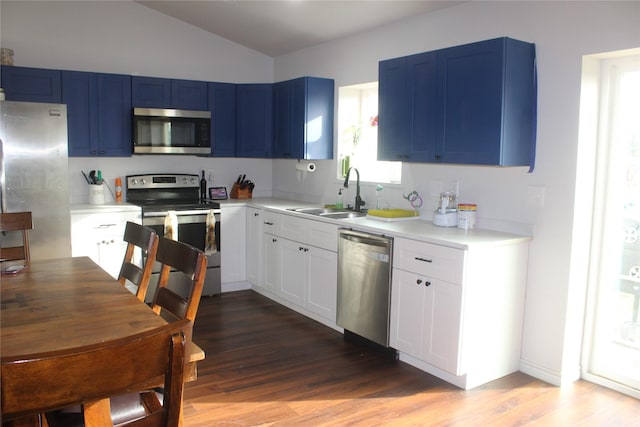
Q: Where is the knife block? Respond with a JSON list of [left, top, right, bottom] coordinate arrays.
[[230, 183, 252, 199]]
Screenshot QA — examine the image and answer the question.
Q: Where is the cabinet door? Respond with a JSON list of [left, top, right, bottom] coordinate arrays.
[[236, 84, 273, 158], [62, 71, 99, 156], [422, 279, 463, 375], [304, 77, 334, 160], [391, 267, 463, 375], [390, 268, 426, 358], [246, 208, 263, 286], [378, 53, 437, 162], [377, 57, 411, 161], [221, 206, 246, 283], [436, 38, 503, 164], [131, 76, 171, 108], [262, 233, 280, 294], [208, 82, 237, 157], [273, 80, 297, 158], [280, 238, 306, 307], [97, 238, 128, 280], [97, 73, 132, 156], [407, 51, 438, 162], [306, 246, 337, 321], [1, 66, 61, 103], [171, 79, 208, 110]]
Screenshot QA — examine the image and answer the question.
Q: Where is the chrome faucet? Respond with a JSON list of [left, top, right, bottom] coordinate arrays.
[[343, 167, 365, 212]]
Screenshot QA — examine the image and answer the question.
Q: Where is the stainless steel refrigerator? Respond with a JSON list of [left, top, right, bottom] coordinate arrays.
[[1, 101, 71, 262]]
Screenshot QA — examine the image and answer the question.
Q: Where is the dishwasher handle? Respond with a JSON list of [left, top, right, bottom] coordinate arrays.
[[339, 229, 392, 249]]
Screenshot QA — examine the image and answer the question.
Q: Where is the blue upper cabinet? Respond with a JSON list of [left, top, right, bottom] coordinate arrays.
[[436, 38, 536, 166], [274, 77, 334, 160], [378, 52, 437, 162], [171, 79, 208, 110], [377, 37, 536, 167], [236, 83, 273, 158], [1, 66, 62, 103], [208, 82, 237, 157], [131, 76, 171, 108], [62, 71, 99, 156], [63, 71, 132, 157], [132, 76, 207, 110]]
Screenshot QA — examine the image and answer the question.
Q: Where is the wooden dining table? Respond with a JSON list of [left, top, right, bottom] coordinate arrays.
[[1, 256, 203, 426]]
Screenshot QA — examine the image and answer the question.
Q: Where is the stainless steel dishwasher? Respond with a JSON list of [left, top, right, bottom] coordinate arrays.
[[337, 229, 393, 347]]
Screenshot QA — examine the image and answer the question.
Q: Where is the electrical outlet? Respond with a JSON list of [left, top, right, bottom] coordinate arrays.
[[527, 185, 546, 208]]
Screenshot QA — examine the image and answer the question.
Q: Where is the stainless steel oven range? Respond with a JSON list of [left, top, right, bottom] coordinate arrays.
[[126, 173, 221, 299]]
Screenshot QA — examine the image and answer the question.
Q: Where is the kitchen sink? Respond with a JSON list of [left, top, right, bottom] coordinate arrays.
[[319, 211, 367, 219], [288, 207, 367, 219], [288, 207, 337, 215]]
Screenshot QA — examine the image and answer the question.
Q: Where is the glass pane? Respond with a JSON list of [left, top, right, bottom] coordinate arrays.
[[588, 63, 640, 394]]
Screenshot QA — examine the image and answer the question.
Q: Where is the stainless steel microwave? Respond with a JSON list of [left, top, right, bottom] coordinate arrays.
[[133, 108, 211, 155]]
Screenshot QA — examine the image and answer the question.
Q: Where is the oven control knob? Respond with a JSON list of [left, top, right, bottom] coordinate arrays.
[[140, 179, 146, 185], [131, 179, 138, 185], [190, 177, 197, 184]]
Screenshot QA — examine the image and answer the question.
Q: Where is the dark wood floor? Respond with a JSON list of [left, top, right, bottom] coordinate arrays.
[[183, 290, 639, 426]]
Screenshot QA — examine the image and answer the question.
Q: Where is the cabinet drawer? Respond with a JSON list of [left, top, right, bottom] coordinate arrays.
[[278, 214, 305, 242], [262, 211, 281, 235], [305, 220, 338, 252], [393, 238, 465, 284]]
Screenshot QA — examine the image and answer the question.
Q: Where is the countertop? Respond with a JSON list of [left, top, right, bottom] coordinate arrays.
[[70, 202, 142, 214], [221, 197, 531, 250]]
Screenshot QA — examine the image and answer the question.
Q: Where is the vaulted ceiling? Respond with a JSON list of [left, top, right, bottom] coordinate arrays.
[[136, 1, 463, 57]]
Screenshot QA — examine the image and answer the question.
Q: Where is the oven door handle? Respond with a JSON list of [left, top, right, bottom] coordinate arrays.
[[142, 212, 220, 227], [143, 209, 220, 218]]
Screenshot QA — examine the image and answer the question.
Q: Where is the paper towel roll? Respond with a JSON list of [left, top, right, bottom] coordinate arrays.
[[296, 162, 316, 172]]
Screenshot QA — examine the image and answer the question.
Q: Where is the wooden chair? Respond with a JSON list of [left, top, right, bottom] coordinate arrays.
[[151, 236, 208, 324], [118, 221, 159, 302], [2, 319, 190, 427], [0, 211, 33, 264]]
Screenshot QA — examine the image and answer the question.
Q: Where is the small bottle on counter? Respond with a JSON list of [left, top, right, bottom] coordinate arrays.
[[115, 177, 123, 203], [336, 188, 344, 209], [200, 170, 207, 201]]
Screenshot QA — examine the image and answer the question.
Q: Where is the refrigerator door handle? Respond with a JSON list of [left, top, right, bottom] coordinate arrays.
[[0, 137, 5, 213]]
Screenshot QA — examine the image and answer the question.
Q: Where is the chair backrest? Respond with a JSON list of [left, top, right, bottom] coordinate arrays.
[[0, 211, 33, 264], [151, 237, 207, 324], [118, 222, 159, 302], [1, 319, 189, 426]]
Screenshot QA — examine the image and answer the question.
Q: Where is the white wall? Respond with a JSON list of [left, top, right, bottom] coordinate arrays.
[[2, 0, 639, 387], [0, 0, 275, 203], [272, 1, 640, 385]]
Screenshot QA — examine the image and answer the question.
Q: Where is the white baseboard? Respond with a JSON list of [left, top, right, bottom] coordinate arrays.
[[221, 281, 251, 293]]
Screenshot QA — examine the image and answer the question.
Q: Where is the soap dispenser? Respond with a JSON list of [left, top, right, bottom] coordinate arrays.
[[336, 188, 344, 209]]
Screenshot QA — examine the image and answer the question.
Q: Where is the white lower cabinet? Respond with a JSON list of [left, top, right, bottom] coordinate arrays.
[[253, 210, 338, 326], [306, 245, 337, 321], [390, 236, 529, 390], [246, 207, 263, 287], [262, 232, 280, 294], [280, 238, 306, 306], [221, 205, 246, 284], [70, 206, 141, 279], [390, 268, 462, 375]]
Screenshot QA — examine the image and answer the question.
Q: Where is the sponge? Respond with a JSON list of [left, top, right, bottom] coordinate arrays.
[[367, 209, 418, 218]]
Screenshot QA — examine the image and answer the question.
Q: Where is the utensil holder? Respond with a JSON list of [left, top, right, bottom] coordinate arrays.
[[89, 184, 105, 204], [230, 183, 252, 199]]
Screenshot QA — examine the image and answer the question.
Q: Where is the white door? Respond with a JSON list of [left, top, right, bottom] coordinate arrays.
[[583, 54, 640, 398]]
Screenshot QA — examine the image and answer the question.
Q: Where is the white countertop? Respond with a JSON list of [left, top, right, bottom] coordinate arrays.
[[222, 197, 531, 250], [70, 202, 142, 214]]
